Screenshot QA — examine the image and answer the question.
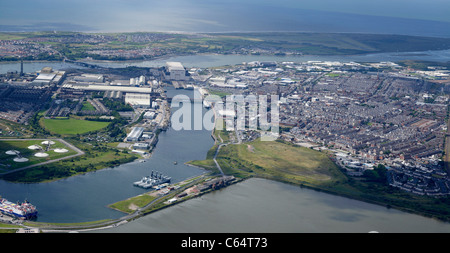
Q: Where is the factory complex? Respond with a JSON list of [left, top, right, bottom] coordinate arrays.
[[0, 61, 190, 158]]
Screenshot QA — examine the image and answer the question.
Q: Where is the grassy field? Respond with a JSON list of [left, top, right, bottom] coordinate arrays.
[[0, 139, 77, 172], [0, 140, 76, 172], [81, 101, 96, 111], [1, 139, 138, 183], [220, 139, 346, 186], [24, 219, 113, 228], [189, 137, 346, 187], [109, 193, 157, 214], [41, 117, 110, 135], [207, 89, 232, 98]]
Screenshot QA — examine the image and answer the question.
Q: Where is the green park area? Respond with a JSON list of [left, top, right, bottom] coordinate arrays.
[[0, 139, 77, 172], [0, 138, 138, 183], [109, 193, 158, 214], [190, 139, 346, 187], [40, 117, 110, 135], [81, 101, 96, 111]]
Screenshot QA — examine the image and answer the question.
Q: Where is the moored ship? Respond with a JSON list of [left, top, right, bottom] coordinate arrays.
[[0, 197, 38, 220], [133, 171, 171, 189]]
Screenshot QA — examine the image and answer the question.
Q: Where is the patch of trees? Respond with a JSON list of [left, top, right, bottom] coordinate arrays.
[[363, 164, 387, 183], [102, 98, 133, 112], [105, 118, 128, 138]]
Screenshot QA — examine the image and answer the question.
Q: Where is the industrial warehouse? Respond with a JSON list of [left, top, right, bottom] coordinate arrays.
[[0, 62, 179, 157], [54, 67, 171, 155], [0, 66, 66, 123]]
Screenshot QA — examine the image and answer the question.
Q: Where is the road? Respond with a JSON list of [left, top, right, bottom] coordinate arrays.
[[33, 175, 207, 233], [213, 143, 227, 176]]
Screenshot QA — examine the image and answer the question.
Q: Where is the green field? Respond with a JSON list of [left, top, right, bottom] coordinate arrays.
[[189, 138, 346, 187], [81, 101, 96, 111], [207, 89, 232, 98], [0, 139, 77, 172], [222, 140, 345, 185], [41, 118, 110, 135], [0, 139, 138, 183], [109, 194, 157, 214]]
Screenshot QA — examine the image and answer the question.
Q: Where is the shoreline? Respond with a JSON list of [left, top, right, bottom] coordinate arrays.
[[17, 175, 450, 233], [187, 131, 450, 224], [1, 48, 450, 69]]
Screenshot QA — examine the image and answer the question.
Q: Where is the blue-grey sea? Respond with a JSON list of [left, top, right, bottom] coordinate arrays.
[[1, 0, 450, 37]]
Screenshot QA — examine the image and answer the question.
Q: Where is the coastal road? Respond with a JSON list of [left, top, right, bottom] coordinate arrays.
[[36, 175, 208, 233]]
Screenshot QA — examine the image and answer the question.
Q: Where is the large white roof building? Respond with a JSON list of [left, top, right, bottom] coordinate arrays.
[[125, 93, 151, 108], [62, 84, 152, 94], [126, 127, 144, 142], [165, 62, 188, 81]]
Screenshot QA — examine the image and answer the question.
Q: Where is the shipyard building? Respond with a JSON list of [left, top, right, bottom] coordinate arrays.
[[124, 93, 151, 108], [61, 83, 153, 108], [165, 62, 188, 81], [72, 74, 105, 83], [126, 127, 145, 142], [31, 67, 66, 86]]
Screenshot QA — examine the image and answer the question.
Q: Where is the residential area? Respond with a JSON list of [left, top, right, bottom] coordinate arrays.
[[190, 59, 450, 197]]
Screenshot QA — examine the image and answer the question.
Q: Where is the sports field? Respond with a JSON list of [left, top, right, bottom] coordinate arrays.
[[41, 118, 110, 135]]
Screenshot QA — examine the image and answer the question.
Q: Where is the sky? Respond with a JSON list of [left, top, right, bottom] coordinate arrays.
[[1, 0, 449, 36]]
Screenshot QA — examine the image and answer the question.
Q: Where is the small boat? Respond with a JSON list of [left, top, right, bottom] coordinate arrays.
[[173, 161, 178, 165]]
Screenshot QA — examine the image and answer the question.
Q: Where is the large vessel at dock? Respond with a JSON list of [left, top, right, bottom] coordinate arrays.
[[0, 197, 38, 220], [133, 171, 171, 189]]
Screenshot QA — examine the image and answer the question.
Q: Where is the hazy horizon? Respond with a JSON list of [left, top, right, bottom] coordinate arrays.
[[1, 0, 450, 37]]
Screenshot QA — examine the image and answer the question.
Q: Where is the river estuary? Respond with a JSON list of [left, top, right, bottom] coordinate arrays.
[[1, 52, 450, 232]]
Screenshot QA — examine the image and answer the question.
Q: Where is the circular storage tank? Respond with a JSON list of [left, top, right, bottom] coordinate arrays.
[[5, 150, 19, 155], [41, 140, 55, 145], [54, 148, 68, 153], [35, 152, 49, 158], [28, 145, 42, 150], [14, 157, 29, 163]]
